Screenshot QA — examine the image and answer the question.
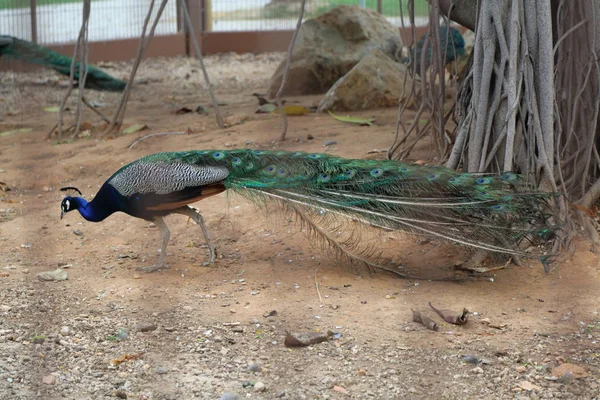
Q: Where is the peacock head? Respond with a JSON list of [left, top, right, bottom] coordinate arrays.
[[60, 187, 83, 219]]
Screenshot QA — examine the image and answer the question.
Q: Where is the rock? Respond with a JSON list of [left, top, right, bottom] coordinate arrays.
[[60, 326, 71, 336], [516, 381, 542, 392], [133, 323, 157, 333], [156, 367, 169, 375], [42, 374, 56, 385], [220, 393, 239, 400], [472, 367, 484, 374], [254, 381, 266, 392], [267, 5, 403, 97], [462, 355, 479, 364], [551, 363, 587, 379], [37, 269, 68, 281], [247, 361, 261, 372], [318, 49, 413, 112]]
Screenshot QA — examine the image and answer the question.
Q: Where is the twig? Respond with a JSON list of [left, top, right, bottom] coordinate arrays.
[[314, 267, 323, 305], [57, 15, 82, 139], [72, 0, 91, 139], [178, 0, 224, 129], [128, 131, 187, 149], [277, 0, 306, 141], [82, 97, 110, 123], [103, 0, 169, 136]]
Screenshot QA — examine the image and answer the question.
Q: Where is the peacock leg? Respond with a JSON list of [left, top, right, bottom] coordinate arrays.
[[175, 206, 216, 266], [139, 216, 170, 273]]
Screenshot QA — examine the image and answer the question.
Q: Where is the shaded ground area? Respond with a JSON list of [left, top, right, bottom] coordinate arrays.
[[1, 53, 600, 399]]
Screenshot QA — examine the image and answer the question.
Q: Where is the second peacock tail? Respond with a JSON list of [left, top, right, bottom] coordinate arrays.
[[403, 25, 467, 75], [60, 149, 557, 277], [0, 35, 126, 92]]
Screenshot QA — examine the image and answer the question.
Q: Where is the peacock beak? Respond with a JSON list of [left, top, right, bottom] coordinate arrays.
[[60, 210, 65, 219]]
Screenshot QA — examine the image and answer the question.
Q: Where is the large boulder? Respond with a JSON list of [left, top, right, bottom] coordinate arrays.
[[266, 5, 403, 97], [317, 48, 413, 112]]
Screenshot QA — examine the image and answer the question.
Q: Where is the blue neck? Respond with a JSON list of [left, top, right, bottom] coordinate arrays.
[[73, 196, 115, 222]]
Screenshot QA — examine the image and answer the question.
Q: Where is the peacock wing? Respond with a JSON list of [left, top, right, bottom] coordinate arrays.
[[108, 160, 229, 212]]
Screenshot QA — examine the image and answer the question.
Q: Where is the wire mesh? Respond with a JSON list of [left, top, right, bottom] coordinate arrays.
[[210, 0, 430, 32], [0, 0, 178, 45], [1, 0, 430, 43]]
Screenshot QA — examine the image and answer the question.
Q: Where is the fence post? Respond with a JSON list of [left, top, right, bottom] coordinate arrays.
[[377, 0, 382, 13], [187, 0, 203, 54], [30, 0, 38, 43]]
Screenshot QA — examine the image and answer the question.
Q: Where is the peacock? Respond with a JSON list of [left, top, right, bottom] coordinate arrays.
[[59, 150, 557, 276], [403, 25, 466, 76], [0, 35, 126, 92]]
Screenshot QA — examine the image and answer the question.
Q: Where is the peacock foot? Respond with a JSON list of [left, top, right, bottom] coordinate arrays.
[[201, 247, 217, 267], [138, 263, 169, 273]]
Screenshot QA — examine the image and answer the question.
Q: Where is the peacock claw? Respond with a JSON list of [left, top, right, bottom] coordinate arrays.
[[138, 264, 169, 273]]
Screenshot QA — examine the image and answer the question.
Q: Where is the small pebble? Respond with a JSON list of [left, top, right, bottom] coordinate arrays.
[[37, 269, 68, 281], [42, 374, 56, 385], [220, 393, 239, 400], [156, 367, 169, 375], [60, 326, 71, 336], [462, 355, 479, 364], [254, 381, 266, 392], [472, 367, 484, 374], [247, 362, 261, 372], [133, 323, 157, 333]]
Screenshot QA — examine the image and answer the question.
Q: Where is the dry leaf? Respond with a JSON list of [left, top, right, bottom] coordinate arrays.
[[122, 124, 149, 135], [256, 103, 277, 114], [328, 111, 374, 126], [429, 302, 469, 325], [454, 263, 506, 273], [273, 105, 311, 115], [111, 352, 145, 366], [252, 93, 270, 106], [0, 128, 32, 137], [0, 182, 9, 192], [284, 331, 332, 347], [175, 107, 193, 115], [569, 202, 599, 218], [411, 309, 438, 331]]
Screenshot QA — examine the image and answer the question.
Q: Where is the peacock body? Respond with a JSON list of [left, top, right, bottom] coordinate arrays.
[[0, 35, 126, 92], [403, 25, 466, 75], [60, 149, 556, 276]]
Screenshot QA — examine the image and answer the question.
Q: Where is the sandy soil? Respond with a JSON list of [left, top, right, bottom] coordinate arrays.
[[1, 53, 599, 400]]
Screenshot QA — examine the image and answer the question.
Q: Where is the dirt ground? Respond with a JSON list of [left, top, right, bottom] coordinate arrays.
[[1, 53, 600, 400]]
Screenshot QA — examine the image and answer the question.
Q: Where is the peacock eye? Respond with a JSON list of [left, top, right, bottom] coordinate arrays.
[[212, 152, 225, 160], [370, 169, 383, 177], [318, 173, 331, 182], [232, 157, 242, 166], [264, 165, 277, 175]]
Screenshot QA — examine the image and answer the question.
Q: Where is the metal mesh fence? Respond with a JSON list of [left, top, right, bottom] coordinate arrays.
[[1, 0, 429, 45], [210, 0, 430, 31], [1, 0, 178, 45]]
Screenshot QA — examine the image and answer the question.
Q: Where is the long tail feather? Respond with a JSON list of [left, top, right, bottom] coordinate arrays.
[[135, 150, 559, 276]]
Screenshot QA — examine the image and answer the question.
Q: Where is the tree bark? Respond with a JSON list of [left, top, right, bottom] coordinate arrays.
[[436, 0, 478, 30]]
